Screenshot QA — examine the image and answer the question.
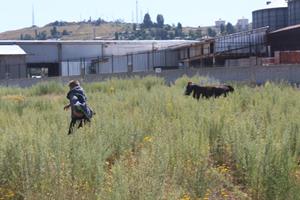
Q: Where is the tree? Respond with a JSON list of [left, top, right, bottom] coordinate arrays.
[[36, 31, 47, 40], [226, 22, 235, 34], [50, 26, 59, 38], [195, 27, 202, 39], [133, 23, 137, 31], [21, 34, 34, 40], [115, 32, 119, 40], [62, 30, 70, 36], [155, 28, 168, 40], [220, 24, 226, 35], [188, 30, 195, 40], [168, 31, 175, 39], [94, 18, 104, 26], [143, 13, 153, 28], [164, 24, 171, 31], [156, 14, 164, 28], [175, 22, 183, 37], [207, 27, 216, 37]]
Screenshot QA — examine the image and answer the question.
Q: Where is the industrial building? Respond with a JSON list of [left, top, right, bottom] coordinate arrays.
[[0, 45, 27, 79], [215, 19, 226, 28], [268, 24, 300, 54], [0, 40, 195, 79], [236, 18, 249, 31], [252, 7, 288, 31], [288, 0, 300, 26], [171, 27, 268, 67], [253, 0, 300, 31]]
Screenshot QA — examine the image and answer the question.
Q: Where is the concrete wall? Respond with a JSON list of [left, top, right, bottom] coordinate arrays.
[[225, 57, 263, 67], [1, 65, 300, 87]]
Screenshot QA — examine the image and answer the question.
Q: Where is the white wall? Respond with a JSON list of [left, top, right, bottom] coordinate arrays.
[[62, 44, 102, 61], [19, 44, 58, 63], [61, 61, 81, 76]]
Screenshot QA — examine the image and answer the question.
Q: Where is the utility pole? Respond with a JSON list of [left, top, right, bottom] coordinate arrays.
[[32, 4, 35, 27], [136, 0, 139, 24], [93, 28, 96, 40]]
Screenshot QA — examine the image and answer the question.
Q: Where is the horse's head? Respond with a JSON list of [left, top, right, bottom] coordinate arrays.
[[184, 81, 194, 96]]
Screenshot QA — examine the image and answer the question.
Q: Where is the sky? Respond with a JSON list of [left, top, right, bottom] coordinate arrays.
[[0, 0, 287, 33]]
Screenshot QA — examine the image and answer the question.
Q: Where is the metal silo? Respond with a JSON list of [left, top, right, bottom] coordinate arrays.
[[288, 0, 300, 25], [252, 7, 288, 31]]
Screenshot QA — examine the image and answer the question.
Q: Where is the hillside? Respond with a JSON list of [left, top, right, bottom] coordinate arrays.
[[0, 21, 211, 40], [0, 22, 133, 40]]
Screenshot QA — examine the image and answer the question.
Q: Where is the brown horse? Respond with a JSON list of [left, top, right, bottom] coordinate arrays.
[[184, 82, 234, 100]]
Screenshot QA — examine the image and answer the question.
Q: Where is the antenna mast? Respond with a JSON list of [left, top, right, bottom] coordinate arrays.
[[32, 4, 35, 26], [136, 0, 139, 24]]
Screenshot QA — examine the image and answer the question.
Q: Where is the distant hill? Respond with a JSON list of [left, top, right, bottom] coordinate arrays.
[[0, 20, 215, 40], [0, 21, 133, 40]]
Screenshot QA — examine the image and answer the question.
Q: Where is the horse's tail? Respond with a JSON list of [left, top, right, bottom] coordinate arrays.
[[225, 85, 234, 92]]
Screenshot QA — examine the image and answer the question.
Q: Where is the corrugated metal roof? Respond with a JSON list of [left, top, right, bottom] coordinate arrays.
[[0, 40, 197, 45], [0, 45, 26, 55], [269, 24, 300, 34]]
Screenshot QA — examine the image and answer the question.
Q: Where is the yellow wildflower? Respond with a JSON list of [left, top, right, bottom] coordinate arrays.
[[109, 87, 115, 94], [217, 164, 230, 174], [143, 136, 153, 143], [180, 194, 191, 200]]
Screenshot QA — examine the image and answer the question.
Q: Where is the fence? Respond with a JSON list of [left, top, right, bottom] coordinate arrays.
[[60, 49, 180, 77], [0, 48, 181, 80], [1, 65, 300, 88], [214, 27, 269, 57]]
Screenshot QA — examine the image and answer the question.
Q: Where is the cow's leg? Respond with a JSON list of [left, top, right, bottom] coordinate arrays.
[[84, 118, 91, 127], [78, 120, 83, 128], [68, 119, 77, 135], [193, 90, 196, 99], [197, 95, 200, 100]]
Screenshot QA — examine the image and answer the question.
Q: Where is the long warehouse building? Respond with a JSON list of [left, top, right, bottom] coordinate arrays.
[[0, 40, 195, 79]]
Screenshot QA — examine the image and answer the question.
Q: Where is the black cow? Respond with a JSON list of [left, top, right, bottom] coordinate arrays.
[[184, 82, 234, 100]]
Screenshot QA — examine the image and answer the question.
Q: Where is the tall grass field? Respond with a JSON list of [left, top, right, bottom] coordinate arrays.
[[0, 76, 300, 200]]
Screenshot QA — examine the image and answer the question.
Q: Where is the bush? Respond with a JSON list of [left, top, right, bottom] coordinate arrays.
[[29, 81, 66, 96]]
